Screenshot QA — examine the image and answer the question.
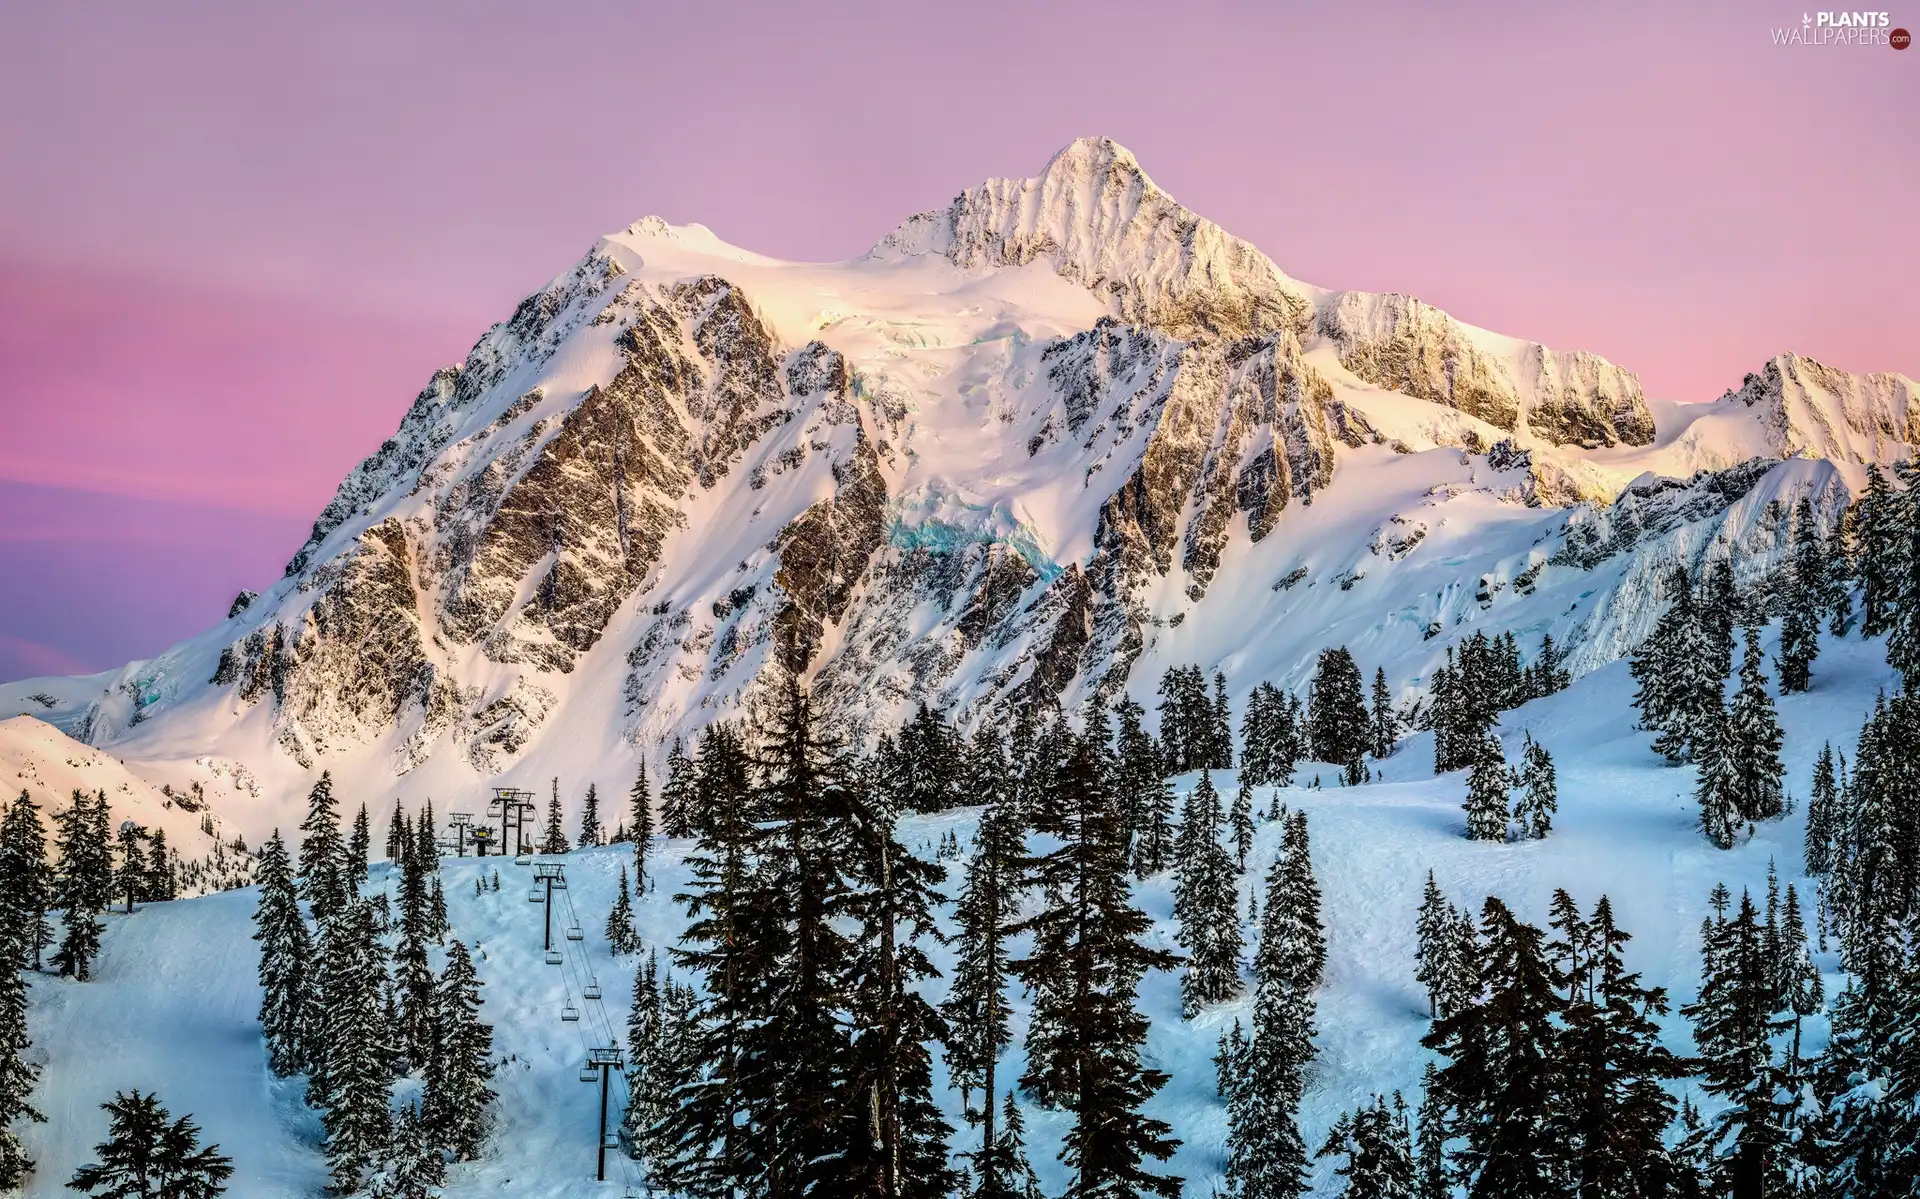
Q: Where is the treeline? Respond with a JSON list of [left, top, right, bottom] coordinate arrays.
[[251, 776, 497, 1195], [616, 670, 1333, 1199]]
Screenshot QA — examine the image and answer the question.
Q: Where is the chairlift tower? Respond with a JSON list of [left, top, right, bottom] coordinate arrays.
[[532, 862, 567, 953], [448, 811, 473, 857], [468, 825, 495, 857], [487, 787, 537, 858], [581, 1044, 626, 1182]]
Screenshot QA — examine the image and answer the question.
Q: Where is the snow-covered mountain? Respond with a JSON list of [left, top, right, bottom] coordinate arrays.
[[3, 136, 1913, 841]]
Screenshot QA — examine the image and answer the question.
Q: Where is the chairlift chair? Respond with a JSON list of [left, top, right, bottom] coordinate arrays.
[[582, 982, 602, 1001], [544, 949, 563, 966], [580, 1065, 599, 1083], [566, 924, 584, 941], [561, 1004, 580, 1023], [527, 889, 545, 903]]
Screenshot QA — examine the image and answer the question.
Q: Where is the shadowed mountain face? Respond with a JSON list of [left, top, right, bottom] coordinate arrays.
[[3, 138, 1913, 818]]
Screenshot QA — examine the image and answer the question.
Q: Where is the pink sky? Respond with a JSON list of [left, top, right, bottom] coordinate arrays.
[[1, 0, 1915, 681]]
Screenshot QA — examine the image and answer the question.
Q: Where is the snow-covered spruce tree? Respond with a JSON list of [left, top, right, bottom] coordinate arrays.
[[1114, 698, 1174, 876], [658, 737, 698, 838], [1725, 627, 1787, 827], [0, 790, 52, 971], [1421, 897, 1560, 1198], [1512, 733, 1556, 841], [368, 1100, 445, 1199], [347, 802, 371, 890], [1210, 670, 1235, 770], [1230, 776, 1255, 872], [975, 1091, 1046, 1199], [1775, 882, 1823, 1069], [944, 791, 1024, 1194], [1010, 730, 1182, 1198], [252, 830, 311, 1076], [578, 781, 602, 848], [1693, 694, 1741, 851], [1630, 566, 1720, 764], [1462, 736, 1510, 842], [297, 771, 348, 918], [1885, 459, 1920, 688], [1176, 777, 1243, 1016], [654, 710, 765, 1199], [112, 820, 145, 914], [1414, 871, 1452, 1018], [422, 938, 493, 1162], [539, 780, 567, 855], [385, 799, 408, 869], [1681, 888, 1791, 1198], [605, 864, 640, 956], [1412, 1064, 1448, 1199], [392, 836, 437, 1070], [1370, 667, 1399, 760], [622, 951, 665, 1167], [1156, 664, 1210, 774], [1700, 561, 1740, 683], [1804, 742, 1840, 877], [0, 855, 43, 1188], [1777, 497, 1825, 693], [1308, 647, 1369, 769], [316, 898, 392, 1190], [1546, 894, 1687, 1197], [629, 763, 653, 893], [693, 721, 752, 846], [1227, 808, 1324, 1199], [53, 789, 110, 981], [1316, 1093, 1414, 1199], [140, 827, 174, 904], [65, 1091, 233, 1197], [843, 769, 957, 1199]]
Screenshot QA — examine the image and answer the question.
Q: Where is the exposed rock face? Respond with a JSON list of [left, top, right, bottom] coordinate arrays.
[[1317, 291, 1654, 448], [1720, 352, 1919, 465], [771, 432, 890, 672], [875, 137, 1314, 340]]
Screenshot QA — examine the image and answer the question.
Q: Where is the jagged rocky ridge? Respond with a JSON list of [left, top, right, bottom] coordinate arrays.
[[3, 137, 1915, 822]]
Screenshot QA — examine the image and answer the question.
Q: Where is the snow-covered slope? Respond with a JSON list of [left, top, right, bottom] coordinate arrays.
[[17, 632, 1900, 1197], [1, 137, 1914, 844]]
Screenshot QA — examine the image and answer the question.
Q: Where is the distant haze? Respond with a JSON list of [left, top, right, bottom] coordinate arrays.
[[1, 0, 1913, 681]]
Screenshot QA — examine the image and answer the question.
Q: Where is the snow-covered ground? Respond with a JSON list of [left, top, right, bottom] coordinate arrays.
[[20, 628, 1896, 1196]]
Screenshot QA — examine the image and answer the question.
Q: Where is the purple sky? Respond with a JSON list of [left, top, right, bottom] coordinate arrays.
[[1, 0, 1914, 682]]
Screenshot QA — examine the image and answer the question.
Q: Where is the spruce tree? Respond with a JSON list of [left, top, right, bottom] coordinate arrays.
[[1210, 670, 1235, 770], [347, 802, 372, 889], [1547, 894, 1685, 1198], [1804, 741, 1839, 876], [114, 820, 146, 914], [252, 830, 311, 1076], [1317, 1093, 1415, 1199], [1414, 871, 1452, 1018], [1724, 627, 1786, 828], [1308, 647, 1369, 768], [0, 790, 53, 971], [1230, 775, 1255, 872], [539, 780, 567, 854], [142, 828, 174, 903], [66, 1091, 233, 1197], [1694, 697, 1741, 851], [1462, 736, 1510, 842], [1010, 730, 1182, 1198], [1884, 459, 1920, 687], [843, 772, 957, 1199], [1855, 464, 1899, 635], [316, 898, 392, 1190], [53, 789, 109, 981], [297, 772, 348, 917], [392, 835, 437, 1070], [422, 938, 493, 1161], [1114, 700, 1174, 876], [1778, 497, 1825, 693], [370, 1100, 445, 1199], [1370, 667, 1399, 760], [658, 737, 698, 838], [1682, 888, 1789, 1199], [605, 864, 641, 956], [1512, 734, 1556, 841], [629, 763, 654, 894], [578, 781, 602, 848], [1176, 771, 1243, 1016], [1229, 808, 1324, 1199], [385, 799, 408, 867], [977, 1091, 1045, 1199], [0, 836, 42, 1187], [945, 795, 1024, 1195], [1421, 897, 1561, 1199], [1413, 1065, 1448, 1199]]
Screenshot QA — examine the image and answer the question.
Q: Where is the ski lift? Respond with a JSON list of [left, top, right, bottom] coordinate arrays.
[[545, 949, 563, 966], [565, 924, 584, 941], [580, 1065, 599, 1083], [513, 852, 532, 867], [603, 1133, 621, 1149], [582, 982, 602, 1001], [527, 889, 545, 903], [561, 1004, 580, 1023]]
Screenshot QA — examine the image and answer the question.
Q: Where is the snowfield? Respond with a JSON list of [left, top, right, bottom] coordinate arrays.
[[18, 631, 1898, 1196]]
